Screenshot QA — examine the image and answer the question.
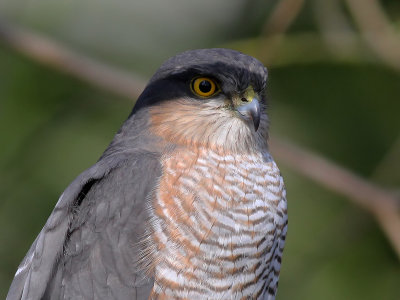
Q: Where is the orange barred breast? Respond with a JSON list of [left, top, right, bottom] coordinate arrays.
[[148, 147, 287, 299]]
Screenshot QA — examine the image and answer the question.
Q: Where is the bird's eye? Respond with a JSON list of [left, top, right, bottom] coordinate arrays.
[[191, 77, 219, 97]]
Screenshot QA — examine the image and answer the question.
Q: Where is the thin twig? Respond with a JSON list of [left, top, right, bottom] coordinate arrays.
[[1, 19, 399, 259], [260, 0, 306, 62], [224, 32, 373, 66], [0, 20, 147, 99], [270, 137, 400, 260], [262, 0, 306, 35], [313, 0, 360, 57], [346, 0, 400, 71]]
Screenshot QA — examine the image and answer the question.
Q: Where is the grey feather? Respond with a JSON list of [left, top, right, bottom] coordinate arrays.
[[7, 109, 162, 300]]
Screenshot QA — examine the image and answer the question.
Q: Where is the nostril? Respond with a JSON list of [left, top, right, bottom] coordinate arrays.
[[241, 97, 249, 102]]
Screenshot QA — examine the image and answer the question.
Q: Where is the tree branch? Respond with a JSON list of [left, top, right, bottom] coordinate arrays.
[[262, 0, 306, 35], [346, 0, 400, 71], [270, 137, 400, 260], [0, 20, 147, 99], [224, 32, 373, 67]]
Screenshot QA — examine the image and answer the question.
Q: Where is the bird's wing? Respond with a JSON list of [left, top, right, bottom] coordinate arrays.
[[7, 151, 161, 300]]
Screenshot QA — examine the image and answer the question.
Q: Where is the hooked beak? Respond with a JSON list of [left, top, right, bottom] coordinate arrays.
[[236, 98, 261, 131]]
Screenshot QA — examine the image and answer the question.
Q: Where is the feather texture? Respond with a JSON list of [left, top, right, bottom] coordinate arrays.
[[7, 48, 287, 300]]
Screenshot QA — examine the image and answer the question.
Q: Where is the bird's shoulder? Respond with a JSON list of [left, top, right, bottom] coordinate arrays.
[[7, 150, 161, 300]]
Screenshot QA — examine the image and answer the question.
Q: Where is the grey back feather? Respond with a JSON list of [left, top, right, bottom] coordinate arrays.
[[7, 110, 162, 300], [7, 159, 115, 300]]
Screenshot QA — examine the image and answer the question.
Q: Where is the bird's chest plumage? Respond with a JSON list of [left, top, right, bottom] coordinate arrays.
[[148, 147, 287, 299]]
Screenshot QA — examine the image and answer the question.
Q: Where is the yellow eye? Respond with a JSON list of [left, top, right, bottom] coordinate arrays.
[[191, 77, 218, 97]]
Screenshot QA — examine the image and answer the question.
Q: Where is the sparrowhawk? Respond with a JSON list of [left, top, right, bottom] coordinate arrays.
[[7, 48, 288, 300]]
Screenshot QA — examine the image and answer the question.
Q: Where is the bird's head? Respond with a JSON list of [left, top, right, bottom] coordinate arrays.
[[131, 48, 269, 153]]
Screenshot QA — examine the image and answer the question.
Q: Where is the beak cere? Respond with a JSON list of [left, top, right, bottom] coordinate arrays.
[[237, 98, 261, 131]]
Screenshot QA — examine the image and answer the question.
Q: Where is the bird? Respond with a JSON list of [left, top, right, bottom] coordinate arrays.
[[7, 48, 288, 300]]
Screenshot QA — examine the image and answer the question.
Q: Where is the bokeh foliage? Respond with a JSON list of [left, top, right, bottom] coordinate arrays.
[[1, 1, 399, 299]]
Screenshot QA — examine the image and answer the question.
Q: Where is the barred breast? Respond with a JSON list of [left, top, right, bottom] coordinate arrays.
[[147, 147, 287, 299]]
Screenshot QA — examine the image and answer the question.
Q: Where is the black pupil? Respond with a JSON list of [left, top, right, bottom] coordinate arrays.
[[199, 80, 212, 93]]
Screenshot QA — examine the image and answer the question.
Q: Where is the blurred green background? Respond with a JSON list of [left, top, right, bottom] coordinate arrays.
[[0, 0, 399, 299]]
